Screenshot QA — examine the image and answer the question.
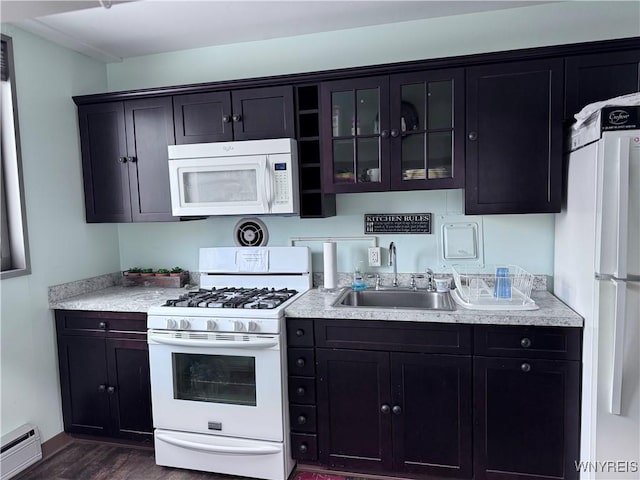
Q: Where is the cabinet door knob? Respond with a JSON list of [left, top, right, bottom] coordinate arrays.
[[297, 415, 307, 425], [107, 386, 116, 394], [98, 322, 107, 329], [222, 114, 231, 123], [298, 444, 308, 453], [296, 387, 306, 396], [118, 156, 127, 163], [380, 404, 391, 414], [128, 156, 137, 163], [381, 130, 389, 138], [468, 131, 478, 141], [295, 328, 305, 337], [390, 129, 400, 138], [520, 337, 532, 348], [521, 362, 531, 373], [296, 358, 305, 367], [98, 384, 106, 393], [392, 405, 402, 415], [232, 114, 242, 122]]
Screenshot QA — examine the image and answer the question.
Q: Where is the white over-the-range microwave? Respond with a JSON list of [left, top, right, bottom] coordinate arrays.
[[168, 138, 299, 216]]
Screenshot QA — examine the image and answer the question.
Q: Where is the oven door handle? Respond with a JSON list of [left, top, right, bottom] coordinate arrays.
[[156, 432, 281, 455], [148, 332, 278, 349]]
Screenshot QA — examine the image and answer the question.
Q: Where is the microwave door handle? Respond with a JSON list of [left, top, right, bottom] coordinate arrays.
[[264, 158, 273, 213]]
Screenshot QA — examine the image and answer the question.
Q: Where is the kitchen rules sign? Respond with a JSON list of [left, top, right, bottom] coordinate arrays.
[[364, 213, 432, 234]]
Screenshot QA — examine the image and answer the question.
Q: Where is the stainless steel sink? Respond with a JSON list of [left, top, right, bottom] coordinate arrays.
[[332, 288, 455, 311]]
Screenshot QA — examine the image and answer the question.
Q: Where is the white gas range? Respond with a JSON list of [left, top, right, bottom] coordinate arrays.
[[147, 246, 311, 480]]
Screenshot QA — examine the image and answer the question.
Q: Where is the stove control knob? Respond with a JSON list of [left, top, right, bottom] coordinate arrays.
[[247, 321, 258, 332], [179, 319, 191, 330], [206, 320, 217, 331], [234, 321, 245, 332], [166, 318, 177, 329]]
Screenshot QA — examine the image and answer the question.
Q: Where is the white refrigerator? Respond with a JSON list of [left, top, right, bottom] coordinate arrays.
[[554, 105, 640, 480]]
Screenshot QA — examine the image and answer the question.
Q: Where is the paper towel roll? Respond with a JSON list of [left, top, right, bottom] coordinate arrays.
[[323, 242, 338, 290]]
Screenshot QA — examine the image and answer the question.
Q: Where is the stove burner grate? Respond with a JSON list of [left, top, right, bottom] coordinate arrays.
[[162, 287, 298, 309]]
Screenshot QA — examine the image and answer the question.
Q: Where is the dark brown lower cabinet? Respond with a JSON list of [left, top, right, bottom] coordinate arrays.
[[314, 319, 473, 479], [292, 319, 582, 480], [472, 324, 582, 480], [55, 310, 152, 443], [473, 356, 581, 480]]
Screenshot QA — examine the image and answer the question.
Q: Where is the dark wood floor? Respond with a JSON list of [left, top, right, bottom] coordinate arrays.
[[14, 439, 370, 480], [15, 439, 247, 480]]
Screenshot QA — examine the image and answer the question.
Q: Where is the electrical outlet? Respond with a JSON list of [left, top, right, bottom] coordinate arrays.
[[368, 247, 381, 267]]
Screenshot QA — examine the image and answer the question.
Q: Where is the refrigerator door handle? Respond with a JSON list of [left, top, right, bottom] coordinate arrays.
[[614, 136, 630, 279], [595, 273, 640, 283], [610, 278, 627, 415]]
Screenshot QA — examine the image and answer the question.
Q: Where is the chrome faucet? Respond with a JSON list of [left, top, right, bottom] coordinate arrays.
[[425, 268, 435, 292], [389, 242, 398, 287]]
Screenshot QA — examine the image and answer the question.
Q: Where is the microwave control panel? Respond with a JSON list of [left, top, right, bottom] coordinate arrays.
[[273, 163, 290, 204]]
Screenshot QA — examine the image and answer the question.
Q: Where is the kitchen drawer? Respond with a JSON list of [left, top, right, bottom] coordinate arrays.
[[286, 318, 315, 347], [288, 348, 316, 377], [55, 310, 147, 337], [315, 319, 472, 354], [290, 405, 316, 433], [291, 433, 318, 461], [474, 325, 582, 361], [288, 376, 316, 405]]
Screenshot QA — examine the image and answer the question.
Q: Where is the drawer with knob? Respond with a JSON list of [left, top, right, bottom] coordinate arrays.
[[288, 376, 316, 405], [287, 348, 315, 377], [474, 325, 581, 360], [289, 405, 316, 433], [286, 319, 315, 347], [290, 433, 318, 461], [55, 310, 147, 337]]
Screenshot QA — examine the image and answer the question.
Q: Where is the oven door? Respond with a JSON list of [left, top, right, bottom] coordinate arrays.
[[148, 330, 284, 441]]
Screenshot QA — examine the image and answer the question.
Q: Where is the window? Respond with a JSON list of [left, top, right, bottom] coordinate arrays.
[[1, 34, 30, 279]]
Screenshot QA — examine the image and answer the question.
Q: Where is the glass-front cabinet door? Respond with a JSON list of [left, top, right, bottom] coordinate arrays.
[[321, 70, 463, 194], [389, 69, 464, 190], [321, 77, 390, 193]]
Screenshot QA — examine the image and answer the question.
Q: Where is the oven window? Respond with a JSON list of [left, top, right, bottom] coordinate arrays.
[[172, 353, 256, 406]]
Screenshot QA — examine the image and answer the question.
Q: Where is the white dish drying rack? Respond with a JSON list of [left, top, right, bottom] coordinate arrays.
[[450, 265, 538, 310]]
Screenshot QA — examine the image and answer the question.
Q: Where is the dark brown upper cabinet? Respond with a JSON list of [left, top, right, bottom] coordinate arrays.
[[295, 84, 336, 218], [320, 69, 463, 194], [565, 49, 640, 120], [78, 97, 176, 223], [389, 69, 465, 191], [465, 58, 564, 215], [173, 85, 295, 144]]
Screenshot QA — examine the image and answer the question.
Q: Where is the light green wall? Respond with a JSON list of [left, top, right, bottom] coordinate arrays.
[[107, 1, 640, 91], [0, 25, 118, 441], [112, 1, 639, 277], [118, 191, 556, 276]]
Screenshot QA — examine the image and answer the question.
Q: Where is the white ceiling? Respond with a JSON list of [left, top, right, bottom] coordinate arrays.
[[3, 0, 553, 63]]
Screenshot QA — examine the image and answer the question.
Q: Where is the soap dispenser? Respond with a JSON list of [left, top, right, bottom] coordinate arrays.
[[352, 262, 366, 291]]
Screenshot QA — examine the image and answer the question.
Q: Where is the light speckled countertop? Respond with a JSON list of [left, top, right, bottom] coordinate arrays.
[[284, 288, 583, 327], [50, 284, 582, 327], [50, 286, 192, 313]]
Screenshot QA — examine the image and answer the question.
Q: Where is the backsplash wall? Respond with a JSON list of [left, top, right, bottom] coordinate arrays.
[[118, 190, 555, 276]]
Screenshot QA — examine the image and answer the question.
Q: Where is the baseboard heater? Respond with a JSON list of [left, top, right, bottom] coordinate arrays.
[[1, 424, 42, 480]]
